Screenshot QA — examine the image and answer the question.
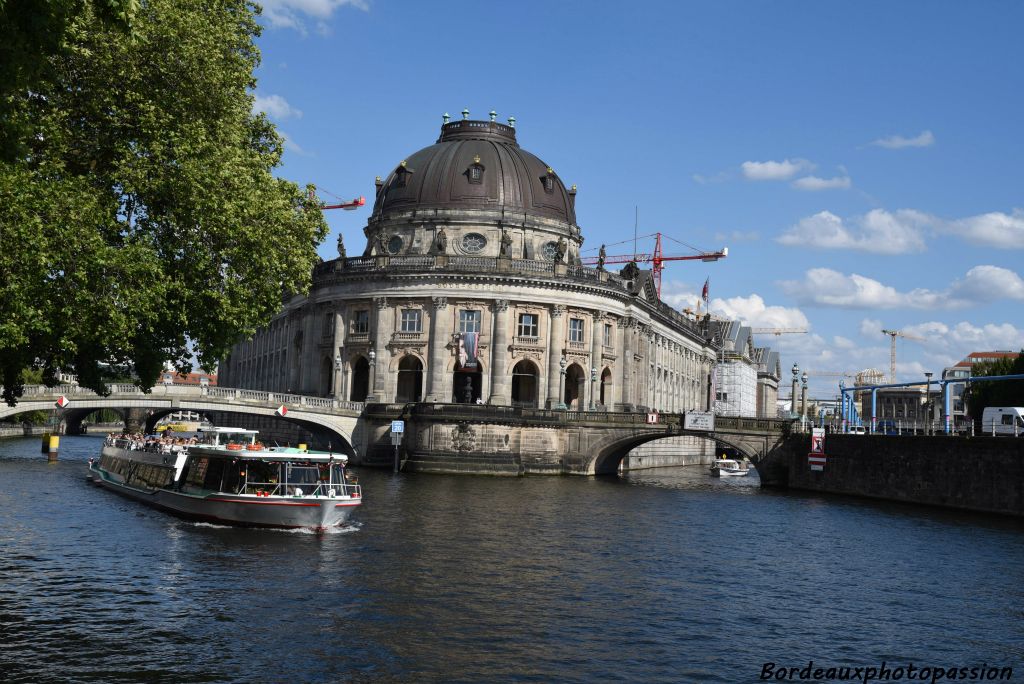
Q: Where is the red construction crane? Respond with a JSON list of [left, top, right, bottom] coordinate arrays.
[[581, 232, 728, 297], [309, 188, 366, 211]]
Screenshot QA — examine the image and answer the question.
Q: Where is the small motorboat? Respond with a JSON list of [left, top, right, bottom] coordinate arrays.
[[709, 458, 750, 477]]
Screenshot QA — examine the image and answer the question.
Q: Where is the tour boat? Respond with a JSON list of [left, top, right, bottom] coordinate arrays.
[[709, 458, 751, 477], [87, 427, 361, 530]]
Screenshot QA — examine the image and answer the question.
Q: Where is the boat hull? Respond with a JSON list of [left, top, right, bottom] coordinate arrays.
[[88, 456, 359, 530]]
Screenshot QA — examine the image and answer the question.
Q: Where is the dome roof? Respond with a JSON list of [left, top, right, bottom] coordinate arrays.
[[371, 119, 577, 226]]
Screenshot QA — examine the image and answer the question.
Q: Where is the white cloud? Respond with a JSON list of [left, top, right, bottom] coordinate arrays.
[[871, 130, 935, 149], [710, 293, 810, 330], [776, 209, 929, 254], [948, 209, 1024, 249], [253, 94, 302, 120], [780, 265, 1024, 310], [279, 131, 309, 156], [949, 265, 1024, 302], [859, 318, 883, 337], [780, 269, 950, 309], [833, 336, 856, 350], [260, 0, 368, 32], [741, 158, 814, 181], [791, 175, 851, 191], [901, 321, 1024, 353]]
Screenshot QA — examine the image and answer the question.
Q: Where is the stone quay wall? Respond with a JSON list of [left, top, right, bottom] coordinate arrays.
[[621, 436, 717, 471], [759, 434, 1024, 516]]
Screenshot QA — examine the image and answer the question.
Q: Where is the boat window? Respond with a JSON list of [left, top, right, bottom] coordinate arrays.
[[284, 465, 319, 485], [247, 461, 281, 484]]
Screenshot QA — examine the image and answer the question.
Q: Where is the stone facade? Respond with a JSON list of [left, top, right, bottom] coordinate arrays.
[[220, 117, 721, 416]]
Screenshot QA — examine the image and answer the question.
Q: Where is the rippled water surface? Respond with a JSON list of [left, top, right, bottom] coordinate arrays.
[[2, 436, 1023, 683]]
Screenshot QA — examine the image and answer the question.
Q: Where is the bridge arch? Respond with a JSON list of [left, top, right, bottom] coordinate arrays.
[[587, 429, 778, 476]]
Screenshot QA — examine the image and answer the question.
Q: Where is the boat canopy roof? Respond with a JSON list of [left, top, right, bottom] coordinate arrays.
[[198, 427, 259, 435]]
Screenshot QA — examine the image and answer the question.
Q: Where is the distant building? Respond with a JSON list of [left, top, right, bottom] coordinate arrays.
[[709, 321, 771, 417], [159, 370, 217, 386], [942, 350, 1020, 429]]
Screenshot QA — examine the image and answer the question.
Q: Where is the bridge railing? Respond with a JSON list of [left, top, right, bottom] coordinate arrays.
[[8, 384, 365, 415]]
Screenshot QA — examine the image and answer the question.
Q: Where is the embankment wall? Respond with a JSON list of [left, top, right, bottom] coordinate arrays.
[[759, 434, 1024, 516]]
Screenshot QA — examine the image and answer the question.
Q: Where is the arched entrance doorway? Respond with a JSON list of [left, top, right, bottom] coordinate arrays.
[[511, 360, 539, 407], [350, 357, 369, 401], [452, 361, 483, 403], [396, 355, 424, 402], [564, 363, 586, 409], [600, 367, 612, 407]]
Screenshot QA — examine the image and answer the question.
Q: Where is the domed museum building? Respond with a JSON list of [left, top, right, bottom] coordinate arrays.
[[220, 113, 719, 416], [220, 112, 778, 475]]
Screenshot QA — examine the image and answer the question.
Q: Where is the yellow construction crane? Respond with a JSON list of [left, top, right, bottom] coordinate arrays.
[[881, 329, 925, 383], [751, 328, 808, 336]]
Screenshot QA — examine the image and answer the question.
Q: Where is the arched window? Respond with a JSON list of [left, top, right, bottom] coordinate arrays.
[[396, 356, 424, 403], [511, 360, 539, 407]]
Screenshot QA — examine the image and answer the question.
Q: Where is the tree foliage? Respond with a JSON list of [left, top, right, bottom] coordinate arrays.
[[963, 351, 1024, 427], [0, 0, 328, 404]]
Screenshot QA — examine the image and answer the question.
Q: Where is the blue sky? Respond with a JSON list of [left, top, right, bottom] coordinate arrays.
[[251, 0, 1024, 398]]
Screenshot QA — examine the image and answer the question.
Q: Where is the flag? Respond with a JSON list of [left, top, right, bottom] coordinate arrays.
[[701, 278, 709, 302], [461, 332, 479, 369]]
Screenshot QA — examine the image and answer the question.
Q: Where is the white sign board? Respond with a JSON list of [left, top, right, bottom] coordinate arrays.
[[390, 432, 403, 446], [683, 411, 715, 432], [391, 420, 405, 433]]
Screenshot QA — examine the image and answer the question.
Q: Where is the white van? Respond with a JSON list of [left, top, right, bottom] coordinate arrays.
[[981, 407, 1024, 436], [848, 425, 867, 435]]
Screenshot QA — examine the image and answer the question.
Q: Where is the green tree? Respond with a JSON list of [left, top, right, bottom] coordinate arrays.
[[963, 351, 1024, 428], [0, 0, 328, 404]]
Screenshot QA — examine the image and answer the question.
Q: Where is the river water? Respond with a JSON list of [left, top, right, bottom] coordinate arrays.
[[1, 435, 1022, 683]]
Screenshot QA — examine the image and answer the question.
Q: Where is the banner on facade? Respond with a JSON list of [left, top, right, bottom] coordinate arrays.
[[459, 332, 479, 369]]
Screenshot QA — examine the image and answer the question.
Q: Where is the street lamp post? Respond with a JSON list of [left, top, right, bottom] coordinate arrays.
[[800, 371, 808, 429], [333, 353, 342, 399], [557, 357, 567, 410], [790, 363, 800, 419], [589, 366, 597, 411], [924, 371, 933, 435], [367, 349, 377, 403]]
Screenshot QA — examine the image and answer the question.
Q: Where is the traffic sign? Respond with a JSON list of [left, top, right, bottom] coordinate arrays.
[[391, 432, 403, 446], [391, 420, 405, 433], [275, 405, 288, 417], [55, 396, 69, 409]]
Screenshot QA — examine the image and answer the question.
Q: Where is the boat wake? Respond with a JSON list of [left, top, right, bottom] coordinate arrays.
[[185, 521, 363, 535]]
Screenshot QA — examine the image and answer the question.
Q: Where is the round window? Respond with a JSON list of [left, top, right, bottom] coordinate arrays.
[[387, 235, 403, 255], [462, 233, 486, 253], [541, 241, 558, 261]]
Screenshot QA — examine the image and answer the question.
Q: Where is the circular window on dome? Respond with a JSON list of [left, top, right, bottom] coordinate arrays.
[[541, 241, 558, 261], [387, 236, 403, 255], [461, 233, 486, 253]]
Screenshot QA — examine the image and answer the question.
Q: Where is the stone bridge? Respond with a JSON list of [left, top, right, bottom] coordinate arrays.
[[3, 385, 790, 475], [360, 403, 792, 476], [2, 384, 363, 456]]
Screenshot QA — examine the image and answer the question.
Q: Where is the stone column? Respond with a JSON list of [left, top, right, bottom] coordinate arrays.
[[619, 317, 634, 408], [489, 299, 511, 405], [590, 312, 602, 407], [367, 297, 389, 402], [546, 305, 566, 408], [333, 306, 346, 399], [424, 297, 450, 402]]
